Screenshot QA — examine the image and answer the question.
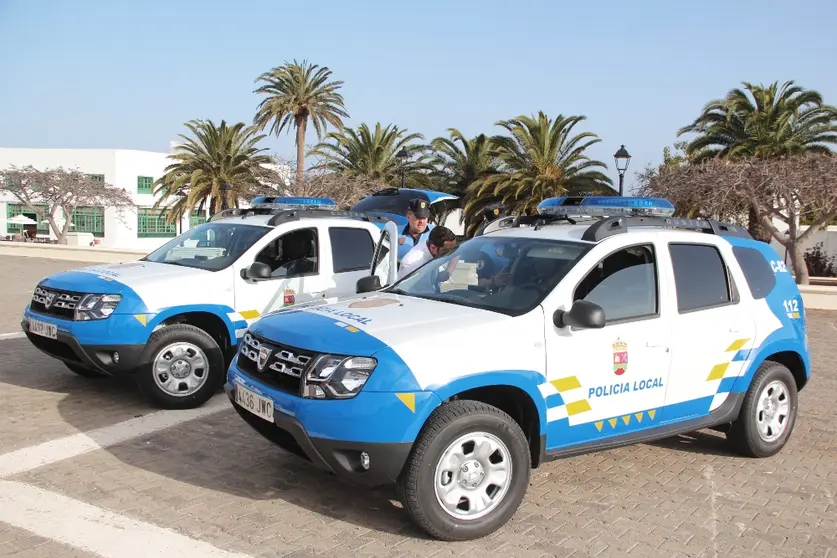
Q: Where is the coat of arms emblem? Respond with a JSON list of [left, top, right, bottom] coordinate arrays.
[[613, 339, 628, 376]]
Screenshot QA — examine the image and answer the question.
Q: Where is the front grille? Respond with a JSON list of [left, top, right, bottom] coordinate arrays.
[[31, 286, 84, 320], [237, 332, 316, 395]]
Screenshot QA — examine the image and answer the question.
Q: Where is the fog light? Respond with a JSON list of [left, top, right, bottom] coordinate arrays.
[[360, 452, 370, 470], [113, 352, 119, 363]]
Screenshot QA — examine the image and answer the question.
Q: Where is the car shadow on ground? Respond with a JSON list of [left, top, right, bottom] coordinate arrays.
[[647, 429, 739, 457]]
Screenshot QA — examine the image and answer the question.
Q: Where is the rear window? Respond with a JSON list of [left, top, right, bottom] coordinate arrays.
[[732, 246, 776, 300]]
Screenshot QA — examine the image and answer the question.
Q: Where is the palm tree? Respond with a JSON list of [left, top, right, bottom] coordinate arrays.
[[429, 128, 501, 234], [465, 111, 614, 217], [253, 59, 349, 187], [153, 119, 276, 220], [677, 80, 837, 239], [307, 122, 435, 186]]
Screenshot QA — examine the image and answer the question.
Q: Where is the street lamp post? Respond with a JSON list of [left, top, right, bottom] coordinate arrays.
[[613, 145, 632, 196], [395, 148, 408, 188]]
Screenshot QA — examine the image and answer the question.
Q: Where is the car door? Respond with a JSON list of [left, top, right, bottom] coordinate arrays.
[[369, 221, 399, 289], [541, 235, 674, 451], [322, 224, 380, 298], [233, 225, 330, 319], [658, 238, 757, 422]]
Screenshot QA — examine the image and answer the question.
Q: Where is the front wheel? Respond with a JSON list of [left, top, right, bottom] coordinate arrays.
[[727, 360, 798, 458], [398, 400, 531, 541], [136, 324, 225, 410]]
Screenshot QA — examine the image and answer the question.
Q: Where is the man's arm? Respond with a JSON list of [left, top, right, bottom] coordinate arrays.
[[397, 249, 424, 280]]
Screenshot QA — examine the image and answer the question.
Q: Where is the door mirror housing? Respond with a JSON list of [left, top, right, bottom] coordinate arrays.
[[553, 299, 606, 330], [242, 262, 272, 281], [356, 275, 381, 294]]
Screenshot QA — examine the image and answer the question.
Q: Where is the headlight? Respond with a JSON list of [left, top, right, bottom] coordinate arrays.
[[74, 294, 122, 321], [303, 355, 377, 399]]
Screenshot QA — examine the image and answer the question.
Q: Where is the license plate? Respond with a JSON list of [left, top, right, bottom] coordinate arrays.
[[235, 384, 274, 422], [29, 319, 57, 340]]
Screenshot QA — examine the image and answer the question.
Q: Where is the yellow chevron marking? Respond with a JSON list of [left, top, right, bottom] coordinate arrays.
[[551, 376, 582, 392], [346, 326, 360, 332], [706, 363, 729, 381], [595, 421, 604, 432], [565, 399, 592, 416], [608, 418, 618, 428], [622, 415, 631, 425], [635, 412, 643, 423], [238, 309, 261, 320], [395, 393, 415, 413], [726, 338, 750, 352], [133, 314, 147, 326], [648, 409, 656, 420]]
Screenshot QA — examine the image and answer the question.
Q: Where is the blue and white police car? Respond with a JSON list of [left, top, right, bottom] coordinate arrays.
[[224, 196, 810, 541], [20, 197, 402, 410]]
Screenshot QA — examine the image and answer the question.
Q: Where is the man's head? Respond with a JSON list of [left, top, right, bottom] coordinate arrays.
[[426, 226, 457, 258], [406, 198, 431, 234]]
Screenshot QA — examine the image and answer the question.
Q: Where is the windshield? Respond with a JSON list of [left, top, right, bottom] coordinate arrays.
[[142, 222, 272, 271], [387, 235, 591, 316]]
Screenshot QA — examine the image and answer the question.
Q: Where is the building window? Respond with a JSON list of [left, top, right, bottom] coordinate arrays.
[[87, 174, 104, 183], [137, 208, 177, 238], [6, 203, 49, 235], [72, 206, 105, 238], [137, 176, 154, 194], [189, 210, 207, 229]]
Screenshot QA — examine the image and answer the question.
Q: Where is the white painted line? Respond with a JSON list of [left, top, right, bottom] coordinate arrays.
[[0, 480, 254, 557], [0, 332, 25, 341], [0, 395, 230, 478]]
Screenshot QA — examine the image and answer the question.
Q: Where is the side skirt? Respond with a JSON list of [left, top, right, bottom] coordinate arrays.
[[536, 393, 744, 464]]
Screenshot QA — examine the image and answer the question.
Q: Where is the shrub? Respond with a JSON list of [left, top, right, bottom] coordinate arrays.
[[803, 242, 837, 277]]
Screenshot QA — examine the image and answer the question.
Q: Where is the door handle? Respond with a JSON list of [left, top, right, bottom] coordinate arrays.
[[646, 341, 670, 352]]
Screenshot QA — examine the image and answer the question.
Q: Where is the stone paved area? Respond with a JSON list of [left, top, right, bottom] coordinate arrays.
[[1, 255, 835, 557]]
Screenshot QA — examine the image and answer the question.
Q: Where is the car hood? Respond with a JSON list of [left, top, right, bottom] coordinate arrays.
[[39, 260, 211, 295]]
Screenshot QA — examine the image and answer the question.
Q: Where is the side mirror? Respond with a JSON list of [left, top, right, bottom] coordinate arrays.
[[553, 299, 606, 330], [242, 262, 272, 281], [356, 275, 381, 294]]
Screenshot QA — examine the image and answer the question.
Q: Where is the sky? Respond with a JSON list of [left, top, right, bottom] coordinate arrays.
[[1, 0, 836, 193]]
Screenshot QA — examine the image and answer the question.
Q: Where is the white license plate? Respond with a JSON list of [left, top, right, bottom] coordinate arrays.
[[29, 319, 57, 340], [235, 384, 274, 422]]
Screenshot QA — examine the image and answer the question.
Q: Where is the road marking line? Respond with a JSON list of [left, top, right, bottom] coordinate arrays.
[[0, 395, 230, 478], [0, 332, 25, 341], [0, 480, 254, 557]]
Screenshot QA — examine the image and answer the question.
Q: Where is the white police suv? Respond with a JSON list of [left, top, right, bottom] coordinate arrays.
[[224, 196, 810, 541], [20, 197, 402, 410]]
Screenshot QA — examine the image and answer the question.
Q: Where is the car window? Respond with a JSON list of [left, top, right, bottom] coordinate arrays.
[[732, 246, 776, 300], [388, 236, 591, 316], [574, 244, 658, 322], [142, 222, 271, 271], [253, 228, 319, 278], [329, 227, 375, 273], [669, 243, 732, 312]]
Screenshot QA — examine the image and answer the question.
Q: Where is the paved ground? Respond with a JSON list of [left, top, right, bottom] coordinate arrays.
[[0, 254, 835, 558]]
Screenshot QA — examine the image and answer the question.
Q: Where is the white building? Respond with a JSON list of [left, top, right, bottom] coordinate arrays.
[[0, 147, 291, 252]]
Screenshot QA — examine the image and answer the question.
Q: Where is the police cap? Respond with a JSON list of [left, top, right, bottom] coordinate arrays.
[[407, 198, 431, 219]]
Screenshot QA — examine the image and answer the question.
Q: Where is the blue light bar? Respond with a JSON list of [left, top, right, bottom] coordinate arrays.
[[537, 196, 675, 217], [250, 196, 337, 210]]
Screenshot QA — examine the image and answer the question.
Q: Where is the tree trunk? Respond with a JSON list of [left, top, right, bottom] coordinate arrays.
[[788, 241, 809, 285], [747, 204, 772, 243], [295, 116, 307, 188]]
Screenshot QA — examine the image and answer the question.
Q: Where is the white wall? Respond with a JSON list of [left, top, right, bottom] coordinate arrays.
[[769, 225, 837, 269], [0, 147, 196, 252]]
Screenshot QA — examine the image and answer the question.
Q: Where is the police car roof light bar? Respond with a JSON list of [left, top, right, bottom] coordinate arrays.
[[581, 215, 753, 242], [250, 196, 338, 211], [537, 196, 676, 218]]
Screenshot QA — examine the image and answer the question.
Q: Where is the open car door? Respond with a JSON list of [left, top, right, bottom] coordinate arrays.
[[370, 220, 399, 288]]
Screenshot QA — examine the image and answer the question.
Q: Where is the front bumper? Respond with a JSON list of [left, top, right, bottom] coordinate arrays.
[[21, 312, 147, 376], [226, 361, 440, 487]]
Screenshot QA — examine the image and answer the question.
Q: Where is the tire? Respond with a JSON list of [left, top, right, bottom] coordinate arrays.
[[136, 324, 225, 410], [727, 360, 798, 458], [398, 399, 531, 541], [64, 362, 104, 377]]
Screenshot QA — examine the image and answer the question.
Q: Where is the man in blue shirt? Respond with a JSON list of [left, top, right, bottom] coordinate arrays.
[[397, 198, 436, 260]]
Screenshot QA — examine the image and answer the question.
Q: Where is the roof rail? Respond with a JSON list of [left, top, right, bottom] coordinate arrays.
[[265, 208, 399, 227], [580, 215, 753, 242]]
